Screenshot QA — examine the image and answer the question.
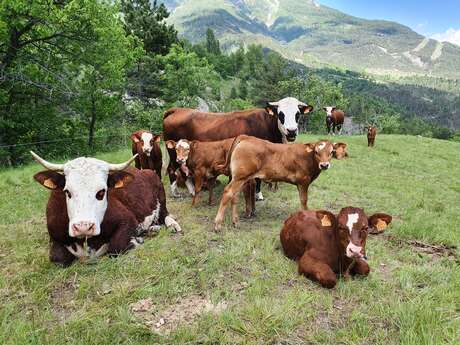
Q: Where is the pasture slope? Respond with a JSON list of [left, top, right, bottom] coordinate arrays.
[[0, 134, 459, 345]]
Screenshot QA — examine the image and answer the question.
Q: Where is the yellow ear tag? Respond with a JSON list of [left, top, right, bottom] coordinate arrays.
[[44, 178, 57, 189], [114, 180, 124, 189], [376, 219, 387, 232], [321, 215, 332, 227]]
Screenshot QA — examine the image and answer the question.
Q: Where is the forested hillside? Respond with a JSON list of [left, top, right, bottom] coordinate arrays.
[[0, 0, 458, 167]]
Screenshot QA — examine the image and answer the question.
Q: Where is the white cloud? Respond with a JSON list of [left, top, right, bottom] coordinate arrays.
[[432, 28, 460, 46]]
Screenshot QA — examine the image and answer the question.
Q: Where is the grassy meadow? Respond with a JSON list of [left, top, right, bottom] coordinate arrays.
[[0, 134, 459, 344]]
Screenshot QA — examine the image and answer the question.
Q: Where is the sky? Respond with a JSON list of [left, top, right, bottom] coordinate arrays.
[[318, 0, 460, 46]]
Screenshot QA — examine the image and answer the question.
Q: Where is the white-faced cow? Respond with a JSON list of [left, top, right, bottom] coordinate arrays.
[[130, 130, 162, 178], [163, 97, 314, 200], [31, 152, 180, 266], [323, 107, 345, 135]]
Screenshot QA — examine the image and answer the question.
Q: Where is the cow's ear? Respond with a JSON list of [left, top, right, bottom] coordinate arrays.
[[108, 171, 134, 189], [165, 140, 176, 149], [130, 132, 141, 143], [368, 213, 392, 234], [34, 171, 65, 190], [305, 143, 315, 152], [316, 210, 336, 227], [299, 105, 314, 114], [265, 103, 278, 116], [153, 135, 161, 143]]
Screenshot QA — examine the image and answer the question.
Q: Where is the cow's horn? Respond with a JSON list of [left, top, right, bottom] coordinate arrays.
[[268, 101, 279, 106], [108, 154, 138, 171], [30, 151, 64, 171], [298, 101, 308, 106]]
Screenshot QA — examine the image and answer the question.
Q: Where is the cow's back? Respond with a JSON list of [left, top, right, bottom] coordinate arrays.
[[163, 108, 281, 143]]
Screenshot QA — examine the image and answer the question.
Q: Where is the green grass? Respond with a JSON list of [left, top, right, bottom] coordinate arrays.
[[1, 134, 459, 344]]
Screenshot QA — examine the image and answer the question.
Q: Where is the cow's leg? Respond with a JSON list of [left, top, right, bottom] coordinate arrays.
[[214, 179, 245, 230], [297, 184, 309, 210], [298, 251, 337, 289], [49, 240, 76, 267], [243, 179, 256, 218], [155, 161, 162, 180], [351, 259, 370, 277], [207, 177, 216, 206], [167, 148, 181, 197], [231, 191, 240, 227], [338, 125, 343, 135], [192, 173, 203, 206], [255, 178, 263, 201], [185, 176, 195, 196], [108, 224, 137, 255]]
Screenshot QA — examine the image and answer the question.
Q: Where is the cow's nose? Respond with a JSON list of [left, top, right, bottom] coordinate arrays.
[[286, 129, 297, 136], [319, 162, 330, 170], [72, 222, 96, 237]]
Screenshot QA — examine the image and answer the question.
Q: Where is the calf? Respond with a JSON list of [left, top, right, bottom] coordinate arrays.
[[333, 142, 348, 160], [130, 130, 162, 178], [280, 207, 392, 288], [165, 138, 256, 214], [31, 151, 180, 267], [214, 136, 334, 230], [367, 126, 377, 147], [323, 107, 345, 135]]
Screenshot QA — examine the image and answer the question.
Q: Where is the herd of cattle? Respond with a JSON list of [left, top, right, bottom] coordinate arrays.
[[32, 97, 389, 288]]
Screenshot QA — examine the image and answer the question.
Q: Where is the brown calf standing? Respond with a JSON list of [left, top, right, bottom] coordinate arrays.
[[324, 107, 345, 135], [165, 138, 256, 213], [130, 130, 162, 178], [280, 207, 392, 288], [367, 126, 377, 147], [333, 142, 348, 160], [214, 136, 334, 230]]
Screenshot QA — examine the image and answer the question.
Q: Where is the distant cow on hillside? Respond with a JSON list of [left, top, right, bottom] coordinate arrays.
[[280, 207, 392, 288], [31, 152, 180, 266], [130, 130, 162, 178], [323, 107, 345, 135], [367, 126, 377, 147], [163, 97, 314, 200]]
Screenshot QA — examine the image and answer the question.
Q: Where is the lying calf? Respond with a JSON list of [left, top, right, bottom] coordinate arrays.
[[333, 142, 348, 160], [166, 139, 255, 212], [280, 207, 392, 288], [214, 136, 334, 230], [31, 151, 180, 266]]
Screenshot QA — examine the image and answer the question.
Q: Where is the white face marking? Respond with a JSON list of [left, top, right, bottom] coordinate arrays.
[[177, 140, 190, 150], [317, 142, 326, 151], [63, 158, 111, 238], [271, 97, 305, 136], [346, 213, 359, 233], [141, 132, 153, 156], [325, 107, 334, 116]]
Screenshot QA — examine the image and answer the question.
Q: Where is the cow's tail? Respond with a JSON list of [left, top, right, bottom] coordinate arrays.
[[216, 135, 246, 176]]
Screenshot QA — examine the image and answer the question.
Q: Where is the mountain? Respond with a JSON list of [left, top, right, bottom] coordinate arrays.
[[163, 0, 460, 80]]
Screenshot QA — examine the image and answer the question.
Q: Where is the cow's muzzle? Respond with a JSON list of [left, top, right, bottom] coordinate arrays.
[[71, 221, 96, 238], [286, 129, 297, 142], [319, 162, 330, 170]]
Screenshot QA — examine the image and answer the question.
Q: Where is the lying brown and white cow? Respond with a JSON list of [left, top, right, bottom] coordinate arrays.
[[333, 142, 348, 160], [163, 97, 314, 200], [31, 151, 180, 266], [280, 207, 392, 288], [214, 136, 334, 230], [367, 126, 377, 147], [130, 130, 162, 178], [324, 107, 345, 135]]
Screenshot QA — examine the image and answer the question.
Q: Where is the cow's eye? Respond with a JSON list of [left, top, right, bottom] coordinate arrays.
[[96, 189, 106, 201], [64, 190, 72, 199], [278, 112, 285, 124]]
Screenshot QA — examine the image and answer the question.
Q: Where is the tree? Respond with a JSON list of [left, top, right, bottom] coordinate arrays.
[[205, 28, 221, 55]]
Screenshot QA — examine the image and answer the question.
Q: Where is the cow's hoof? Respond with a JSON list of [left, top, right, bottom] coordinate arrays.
[[148, 225, 161, 235], [213, 223, 222, 232], [165, 215, 182, 233]]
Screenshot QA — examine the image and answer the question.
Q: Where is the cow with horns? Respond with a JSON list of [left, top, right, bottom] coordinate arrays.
[[31, 152, 181, 266]]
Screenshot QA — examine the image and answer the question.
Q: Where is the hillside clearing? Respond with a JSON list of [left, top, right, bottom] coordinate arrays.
[[0, 134, 459, 344]]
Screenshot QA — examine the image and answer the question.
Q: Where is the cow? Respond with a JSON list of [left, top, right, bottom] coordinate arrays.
[[333, 142, 348, 160], [130, 130, 162, 178], [165, 138, 256, 214], [280, 207, 392, 288], [367, 126, 377, 147], [31, 151, 181, 267], [323, 107, 345, 135], [214, 136, 334, 230], [163, 97, 314, 200]]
